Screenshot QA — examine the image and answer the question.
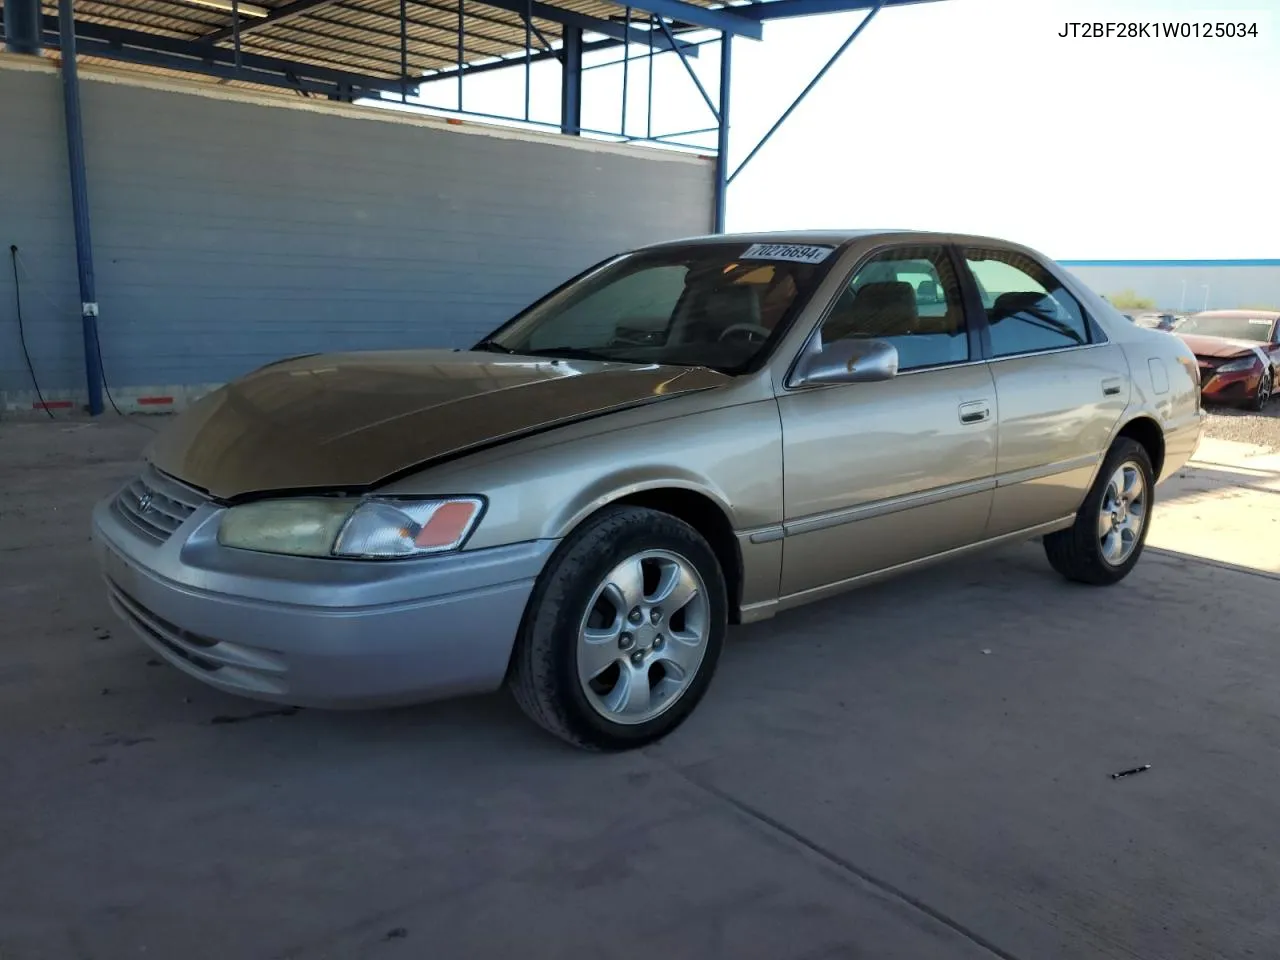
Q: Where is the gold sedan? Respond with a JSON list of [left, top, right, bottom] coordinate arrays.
[[93, 231, 1205, 749]]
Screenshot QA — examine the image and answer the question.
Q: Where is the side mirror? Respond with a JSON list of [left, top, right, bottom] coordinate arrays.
[[790, 337, 899, 388]]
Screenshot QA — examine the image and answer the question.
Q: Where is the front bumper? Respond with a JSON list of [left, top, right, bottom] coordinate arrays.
[[1199, 365, 1258, 403], [92, 484, 557, 708]]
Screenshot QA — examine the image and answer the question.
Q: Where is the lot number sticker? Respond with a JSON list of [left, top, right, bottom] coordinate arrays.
[[741, 243, 834, 264]]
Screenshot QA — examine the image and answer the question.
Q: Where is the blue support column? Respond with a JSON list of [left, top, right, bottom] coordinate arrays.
[[560, 25, 582, 135], [57, 0, 104, 415], [713, 31, 732, 233], [4, 0, 41, 53]]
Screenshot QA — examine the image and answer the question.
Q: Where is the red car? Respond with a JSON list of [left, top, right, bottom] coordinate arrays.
[[1176, 310, 1280, 410]]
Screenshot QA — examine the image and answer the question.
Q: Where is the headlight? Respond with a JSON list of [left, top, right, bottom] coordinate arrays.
[[1216, 355, 1259, 374], [217, 497, 484, 559]]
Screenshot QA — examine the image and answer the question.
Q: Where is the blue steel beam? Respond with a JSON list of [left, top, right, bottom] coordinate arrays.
[[610, 0, 760, 38], [734, 0, 939, 19], [473, 0, 692, 51], [727, 2, 880, 184], [56, 0, 104, 415], [414, 31, 689, 85], [579, 32, 715, 70], [713, 30, 730, 232], [46, 31, 381, 95], [560, 23, 581, 133], [3, 0, 41, 52], [657, 17, 716, 119]]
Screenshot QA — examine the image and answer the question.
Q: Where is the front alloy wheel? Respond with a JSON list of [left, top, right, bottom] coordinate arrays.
[[1250, 370, 1273, 411], [577, 550, 711, 725], [508, 506, 727, 750]]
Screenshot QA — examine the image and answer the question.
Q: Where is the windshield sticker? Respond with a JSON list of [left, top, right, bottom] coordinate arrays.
[[1249, 318, 1271, 325], [740, 243, 833, 264]]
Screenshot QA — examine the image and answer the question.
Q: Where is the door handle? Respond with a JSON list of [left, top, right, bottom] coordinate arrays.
[[958, 400, 990, 424], [1102, 377, 1124, 397]]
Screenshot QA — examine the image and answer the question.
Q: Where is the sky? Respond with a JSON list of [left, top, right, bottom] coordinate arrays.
[[405, 0, 1278, 260]]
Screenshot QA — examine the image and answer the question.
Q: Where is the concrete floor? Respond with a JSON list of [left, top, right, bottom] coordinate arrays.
[[3, 416, 1280, 960]]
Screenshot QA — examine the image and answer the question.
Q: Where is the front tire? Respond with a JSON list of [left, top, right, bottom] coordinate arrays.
[[507, 506, 728, 750], [1248, 370, 1273, 411], [1044, 437, 1155, 586]]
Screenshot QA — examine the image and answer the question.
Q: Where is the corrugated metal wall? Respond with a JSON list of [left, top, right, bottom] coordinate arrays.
[[0, 60, 715, 406]]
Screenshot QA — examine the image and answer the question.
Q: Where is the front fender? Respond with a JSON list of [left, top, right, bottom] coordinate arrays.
[[547, 471, 737, 541], [376, 397, 785, 551]]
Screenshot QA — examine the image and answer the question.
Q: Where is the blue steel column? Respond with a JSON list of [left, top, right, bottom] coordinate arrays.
[[4, 0, 41, 53], [58, 0, 104, 415], [560, 25, 583, 135], [713, 31, 731, 233]]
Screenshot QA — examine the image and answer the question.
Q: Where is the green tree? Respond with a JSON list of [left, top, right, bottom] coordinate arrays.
[[1108, 290, 1156, 311]]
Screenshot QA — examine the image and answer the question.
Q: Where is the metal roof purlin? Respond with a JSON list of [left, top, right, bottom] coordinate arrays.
[[204, 0, 347, 43], [35, 14, 418, 93], [468, 0, 695, 51], [616, 0, 761, 38], [735, 0, 943, 20]]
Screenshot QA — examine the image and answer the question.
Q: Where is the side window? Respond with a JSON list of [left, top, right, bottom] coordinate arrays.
[[962, 249, 1091, 357], [819, 245, 968, 371]]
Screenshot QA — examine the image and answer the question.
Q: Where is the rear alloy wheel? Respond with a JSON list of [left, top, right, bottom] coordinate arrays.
[[507, 506, 727, 750], [1044, 437, 1155, 585], [1249, 370, 1273, 411]]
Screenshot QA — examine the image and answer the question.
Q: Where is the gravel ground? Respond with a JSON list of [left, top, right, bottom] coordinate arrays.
[[1203, 402, 1280, 451]]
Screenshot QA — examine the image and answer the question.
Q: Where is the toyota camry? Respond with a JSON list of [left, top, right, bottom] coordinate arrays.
[[93, 231, 1205, 749]]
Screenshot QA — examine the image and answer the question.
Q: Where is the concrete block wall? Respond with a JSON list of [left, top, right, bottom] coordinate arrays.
[[0, 57, 715, 412]]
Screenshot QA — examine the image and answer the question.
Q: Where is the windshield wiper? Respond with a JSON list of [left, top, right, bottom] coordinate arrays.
[[472, 339, 517, 354], [520, 346, 622, 363]]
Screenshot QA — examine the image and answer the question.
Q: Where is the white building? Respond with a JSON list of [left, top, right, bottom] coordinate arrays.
[[1059, 261, 1280, 313]]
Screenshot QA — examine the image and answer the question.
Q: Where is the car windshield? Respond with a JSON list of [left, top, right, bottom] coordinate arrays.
[[477, 242, 838, 373], [1177, 314, 1274, 341]]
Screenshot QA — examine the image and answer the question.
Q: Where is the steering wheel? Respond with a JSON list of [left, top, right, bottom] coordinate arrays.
[[717, 322, 772, 343]]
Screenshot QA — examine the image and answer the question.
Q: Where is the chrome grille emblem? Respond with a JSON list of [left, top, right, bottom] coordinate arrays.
[[136, 491, 154, 513]]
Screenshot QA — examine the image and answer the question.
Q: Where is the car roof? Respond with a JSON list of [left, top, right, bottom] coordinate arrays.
[[639, 229, 1041, 253]]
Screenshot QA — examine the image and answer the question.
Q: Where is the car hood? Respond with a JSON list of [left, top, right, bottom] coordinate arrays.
[[148, 350, 730, 500], [1176, 334, 1261, 359]]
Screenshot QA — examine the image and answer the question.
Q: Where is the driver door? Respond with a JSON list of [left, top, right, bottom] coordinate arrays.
[[777, 244, 998, 599]]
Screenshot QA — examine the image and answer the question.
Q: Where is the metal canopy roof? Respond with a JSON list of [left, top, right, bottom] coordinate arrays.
[[14, 0, 936, 102], [3, 0, 943, 415], [46, 0, 710, 84]]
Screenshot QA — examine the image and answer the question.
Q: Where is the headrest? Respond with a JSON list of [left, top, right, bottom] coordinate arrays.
[[847, 281, 918, 337], [916, 279, 940, 304], [992, 291, 1055, 321], [700, 284, 761, 326]]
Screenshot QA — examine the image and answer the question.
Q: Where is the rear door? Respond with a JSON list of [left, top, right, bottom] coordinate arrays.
[[957, 246, 1129, 538]]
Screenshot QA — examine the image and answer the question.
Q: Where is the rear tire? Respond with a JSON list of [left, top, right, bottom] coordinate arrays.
[[1044, 437, 1155, 586], [507, 506, 728, 750]]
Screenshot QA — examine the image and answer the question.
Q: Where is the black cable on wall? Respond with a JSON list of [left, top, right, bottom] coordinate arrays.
[[9, 244, 56, 420]]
